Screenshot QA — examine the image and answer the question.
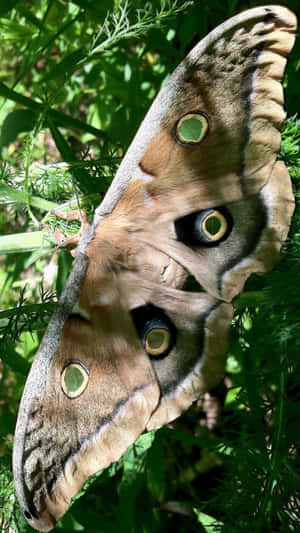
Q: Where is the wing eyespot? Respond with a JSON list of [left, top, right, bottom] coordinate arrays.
[[201, 210, 228, 241], [175, 207, 233, 247], [24, 510, 33, 520], [61, 361, 89, 399], [131, 304, 177, 359], [175, 112, 208, 145], [144, 327, 172, 357]]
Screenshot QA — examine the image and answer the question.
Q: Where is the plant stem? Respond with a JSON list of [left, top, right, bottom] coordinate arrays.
[[0, 81, 107, 139], [0, 302, 55, 320], [0, 183, 57, 211], [47, 117, 94, 193], [0, 231, 50, 253], [256, 356, 287, 526]]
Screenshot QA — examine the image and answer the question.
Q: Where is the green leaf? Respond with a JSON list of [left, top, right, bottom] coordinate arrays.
[[0, 338, 30, 374], [0, 0, 18, 17], [56, 250, 74, 297], [0, 109, 37, 147], [146, 433, 166, 502], [224, 386, 244, 409], [193, 509, 224, 531], [43, 48, 87, 82], [123, 431, 156, 465], [117, 433, 155, 530]]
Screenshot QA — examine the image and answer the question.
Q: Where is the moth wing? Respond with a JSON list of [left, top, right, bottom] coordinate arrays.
[[13, 302, 160, 530], [95, 5, 297, 223], [121, 280, 234, 430], [135, 161, 294, 302]]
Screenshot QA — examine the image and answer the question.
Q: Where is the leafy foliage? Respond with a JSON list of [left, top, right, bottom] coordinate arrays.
[[0, 1, 299, 532]]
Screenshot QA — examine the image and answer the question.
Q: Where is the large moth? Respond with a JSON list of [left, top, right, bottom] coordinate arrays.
[[13, 5, 296, 531]]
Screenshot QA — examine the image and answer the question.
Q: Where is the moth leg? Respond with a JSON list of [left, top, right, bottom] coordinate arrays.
[[42, 209, 88, 256]]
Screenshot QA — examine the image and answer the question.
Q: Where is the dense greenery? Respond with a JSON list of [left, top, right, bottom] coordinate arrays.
[[0, 1, 299, 531]]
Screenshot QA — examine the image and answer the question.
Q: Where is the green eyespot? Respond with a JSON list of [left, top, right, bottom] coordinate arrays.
[[201, 210, 228, 241], [145, 328, 172, 357], [176, 112, 208, 145], [131, 304, 177, 359], [61, 361, 89, 399]]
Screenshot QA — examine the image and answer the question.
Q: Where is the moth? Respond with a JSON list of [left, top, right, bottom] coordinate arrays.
[[13, 5, 296, 531]]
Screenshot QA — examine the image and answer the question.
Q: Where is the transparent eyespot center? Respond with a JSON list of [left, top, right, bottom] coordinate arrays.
[[61, 362, 89, 399], [145, 328, 171, 357], [201, 211, 227, 241], [176, 113, 208, 144]]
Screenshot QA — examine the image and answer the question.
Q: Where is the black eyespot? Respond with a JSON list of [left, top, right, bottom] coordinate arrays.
[[175, 207, 233, 247], [24, 504, 38, 520], [131, 304, 177, 359]]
